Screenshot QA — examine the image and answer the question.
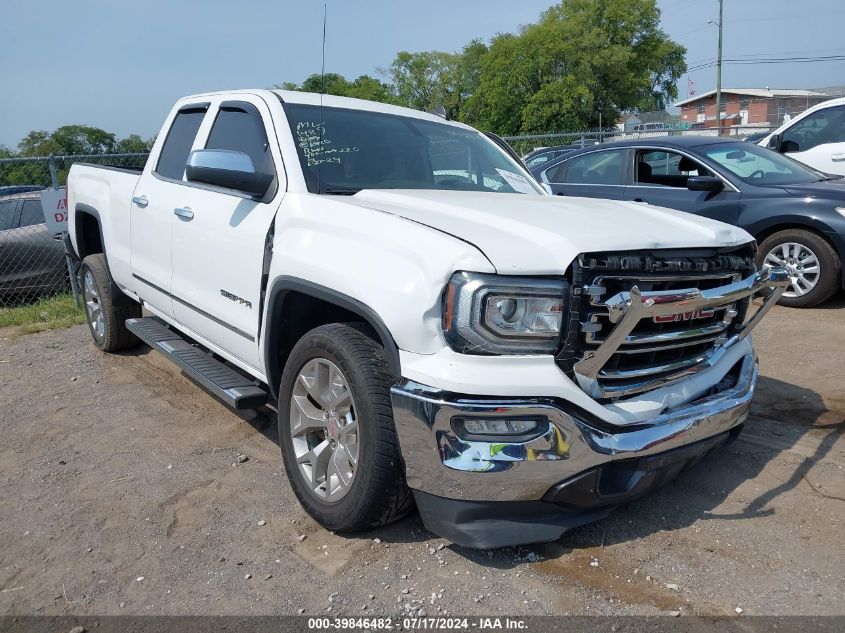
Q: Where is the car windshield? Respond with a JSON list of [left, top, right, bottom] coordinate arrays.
[[701, 142, 823, 186], [285, 104, 543, 195]]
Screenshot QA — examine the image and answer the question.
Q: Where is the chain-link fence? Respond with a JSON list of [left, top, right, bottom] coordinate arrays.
[[504, 124, 779, 158], [0, 153, 148, 308]]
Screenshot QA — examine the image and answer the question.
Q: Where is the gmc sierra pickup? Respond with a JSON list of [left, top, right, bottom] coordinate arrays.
[[67, 90, 789, 548]]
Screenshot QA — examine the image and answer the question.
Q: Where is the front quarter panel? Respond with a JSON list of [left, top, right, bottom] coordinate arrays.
[[738, 194, 845, 260], [265, 193, 495, 356]]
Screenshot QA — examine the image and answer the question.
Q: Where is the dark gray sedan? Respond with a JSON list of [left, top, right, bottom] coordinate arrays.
[[0, 191, 68, 300], [534, 136, 845, 308]]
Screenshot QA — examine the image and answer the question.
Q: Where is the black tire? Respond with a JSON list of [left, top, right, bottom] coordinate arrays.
[[756, 229, 841, 308], [278, 323, 413, 532], [79, 254, 141, 352]]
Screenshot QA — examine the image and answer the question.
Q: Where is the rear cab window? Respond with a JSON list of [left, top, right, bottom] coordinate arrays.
[[155, 105, 208, 180]]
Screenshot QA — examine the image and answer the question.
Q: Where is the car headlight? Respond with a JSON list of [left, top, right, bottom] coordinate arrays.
[[442, 272, 568, 354], [836, 206, 845, 220]]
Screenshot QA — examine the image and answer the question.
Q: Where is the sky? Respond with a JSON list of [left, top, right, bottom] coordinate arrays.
[[1, 0, 843, 148]]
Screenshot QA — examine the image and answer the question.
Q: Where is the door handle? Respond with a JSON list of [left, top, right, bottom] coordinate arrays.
[[831, 153, 845, 162], [132, 195, 149, 207], [174, 206, 194, 220]]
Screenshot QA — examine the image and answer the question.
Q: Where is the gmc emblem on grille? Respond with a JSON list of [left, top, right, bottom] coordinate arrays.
[[653, 307, 715, 324]]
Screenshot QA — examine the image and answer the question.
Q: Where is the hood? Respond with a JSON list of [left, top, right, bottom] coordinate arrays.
[[779, 177, 845, 200], [342, 190, 752, 274]]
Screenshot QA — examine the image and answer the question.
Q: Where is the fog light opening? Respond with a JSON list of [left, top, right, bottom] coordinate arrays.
[[452, 416, 546, 442]]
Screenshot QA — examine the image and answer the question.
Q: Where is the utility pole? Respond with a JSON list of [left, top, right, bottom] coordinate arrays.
[[714, 0, 724, 135]]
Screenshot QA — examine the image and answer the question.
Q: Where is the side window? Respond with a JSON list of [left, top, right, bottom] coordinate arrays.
[[0, 200, 16, 231], [155, 106, 207, 180], [782, 106, 845, 152], [205, 104, 275, 177], [557, 150, 626, 185], [18, 199, 46, 227], [636, 150, 711, 187]]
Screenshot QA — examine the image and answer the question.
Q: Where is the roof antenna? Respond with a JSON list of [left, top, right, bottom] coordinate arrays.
[[317, 3, 327, 194]]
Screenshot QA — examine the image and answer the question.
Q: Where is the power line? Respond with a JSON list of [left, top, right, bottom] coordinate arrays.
[[686, 55, 845, 73]]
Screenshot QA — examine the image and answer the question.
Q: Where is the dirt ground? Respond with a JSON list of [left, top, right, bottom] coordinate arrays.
[[0, 296, 843, 618]]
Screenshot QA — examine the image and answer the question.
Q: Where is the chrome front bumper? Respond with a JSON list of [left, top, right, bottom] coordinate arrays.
[[390, 352, 759, 502], [573, 266, 791, 398]]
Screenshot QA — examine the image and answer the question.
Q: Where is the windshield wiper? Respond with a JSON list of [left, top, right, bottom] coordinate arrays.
[[321, 187, 361, 195]]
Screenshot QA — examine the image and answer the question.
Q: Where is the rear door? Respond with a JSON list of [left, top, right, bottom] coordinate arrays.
[[130, 103, 209, 318], [780, 104, 845, 176], [543, 149, 630, 199], [624, 148, 740, 225], [169, 95, 286, 370]]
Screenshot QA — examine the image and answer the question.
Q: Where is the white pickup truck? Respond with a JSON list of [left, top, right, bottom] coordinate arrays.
[[67, 90, 789, 548]]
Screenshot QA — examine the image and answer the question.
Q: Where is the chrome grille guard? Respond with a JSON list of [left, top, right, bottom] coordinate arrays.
[[573, 266, 791, 398]]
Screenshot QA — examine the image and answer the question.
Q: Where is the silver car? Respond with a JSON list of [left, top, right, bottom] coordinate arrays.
[[0, 191, 68, 300]]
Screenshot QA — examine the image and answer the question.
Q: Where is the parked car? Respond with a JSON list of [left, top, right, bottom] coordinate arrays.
[[742, 131, 769, 144], [632, 122, 670, 134], [67, 90, 787, 548], [760, 97, 845, 176], [0, 185, 47, 196], [537, 136, 845, 307], [0, 191, 68, 299], [523, 145, 579, 169]]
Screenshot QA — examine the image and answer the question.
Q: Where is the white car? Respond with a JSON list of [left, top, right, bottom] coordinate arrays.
[[66, 89, 788, 548], [760, 96, 845, 176]]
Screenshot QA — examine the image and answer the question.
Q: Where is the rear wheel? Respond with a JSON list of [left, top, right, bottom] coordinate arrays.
[[80, 254, 141, 351], [278, 323, 413, 532], [757, 229, 840, 308]]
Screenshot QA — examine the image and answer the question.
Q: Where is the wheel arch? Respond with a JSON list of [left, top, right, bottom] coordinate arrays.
[[262, 277, 401, 400], [73, 204, 105, 261]]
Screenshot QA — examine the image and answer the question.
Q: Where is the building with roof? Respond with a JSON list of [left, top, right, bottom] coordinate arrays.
[[674, 88, 831, 130]]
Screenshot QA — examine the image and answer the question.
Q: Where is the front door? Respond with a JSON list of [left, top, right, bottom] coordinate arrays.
[[624, 148, 740, 225], [169, 95, 286, 370]]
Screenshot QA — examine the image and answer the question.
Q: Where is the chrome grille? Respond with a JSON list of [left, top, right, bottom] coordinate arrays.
[[558, 250, 758, 400]]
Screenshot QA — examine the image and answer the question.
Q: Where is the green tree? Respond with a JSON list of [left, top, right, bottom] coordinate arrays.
[[386, 50, 478, 118], [17, 124, 118, 156], [277, 73, 399, 105], [465, 0, 686, 134], [116, 134, 154, 153]]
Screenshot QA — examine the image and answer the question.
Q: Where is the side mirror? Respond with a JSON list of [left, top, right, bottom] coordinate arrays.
[[767, 133, 781, 151], [780, 139, 800, 153], [186, 149, 273, 196], [687, 176, 724, 192]]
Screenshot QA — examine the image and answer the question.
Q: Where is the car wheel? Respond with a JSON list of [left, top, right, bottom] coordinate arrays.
[[80, 254, 141, 351], [278, 323, 413, 532], [756, 229, 841, 308]]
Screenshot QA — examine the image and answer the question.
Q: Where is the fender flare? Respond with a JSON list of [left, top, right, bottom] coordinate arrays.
[[73, 203, 106, 261], [262, 276, 402, 398]]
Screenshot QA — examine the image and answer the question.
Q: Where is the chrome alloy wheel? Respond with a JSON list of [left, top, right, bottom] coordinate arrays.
[[289, 358, 359, 502], [83, 269, 104, 339], [763, 242, 820, 298]]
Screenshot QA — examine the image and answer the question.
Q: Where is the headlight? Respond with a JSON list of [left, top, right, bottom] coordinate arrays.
[[442, 272, 568, 354], [836, 206, 845, 220]]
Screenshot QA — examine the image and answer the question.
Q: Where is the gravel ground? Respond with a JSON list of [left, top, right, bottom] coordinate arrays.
[[0, 297, 843, 617]]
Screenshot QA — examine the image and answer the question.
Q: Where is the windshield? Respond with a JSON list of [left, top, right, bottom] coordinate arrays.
[[701, 142, 824, 186], [285, 104, 543, 195]]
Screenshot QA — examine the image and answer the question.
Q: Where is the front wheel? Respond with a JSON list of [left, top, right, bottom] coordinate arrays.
[[757, 229, 841, 308], [278, 323, 413, 532]]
